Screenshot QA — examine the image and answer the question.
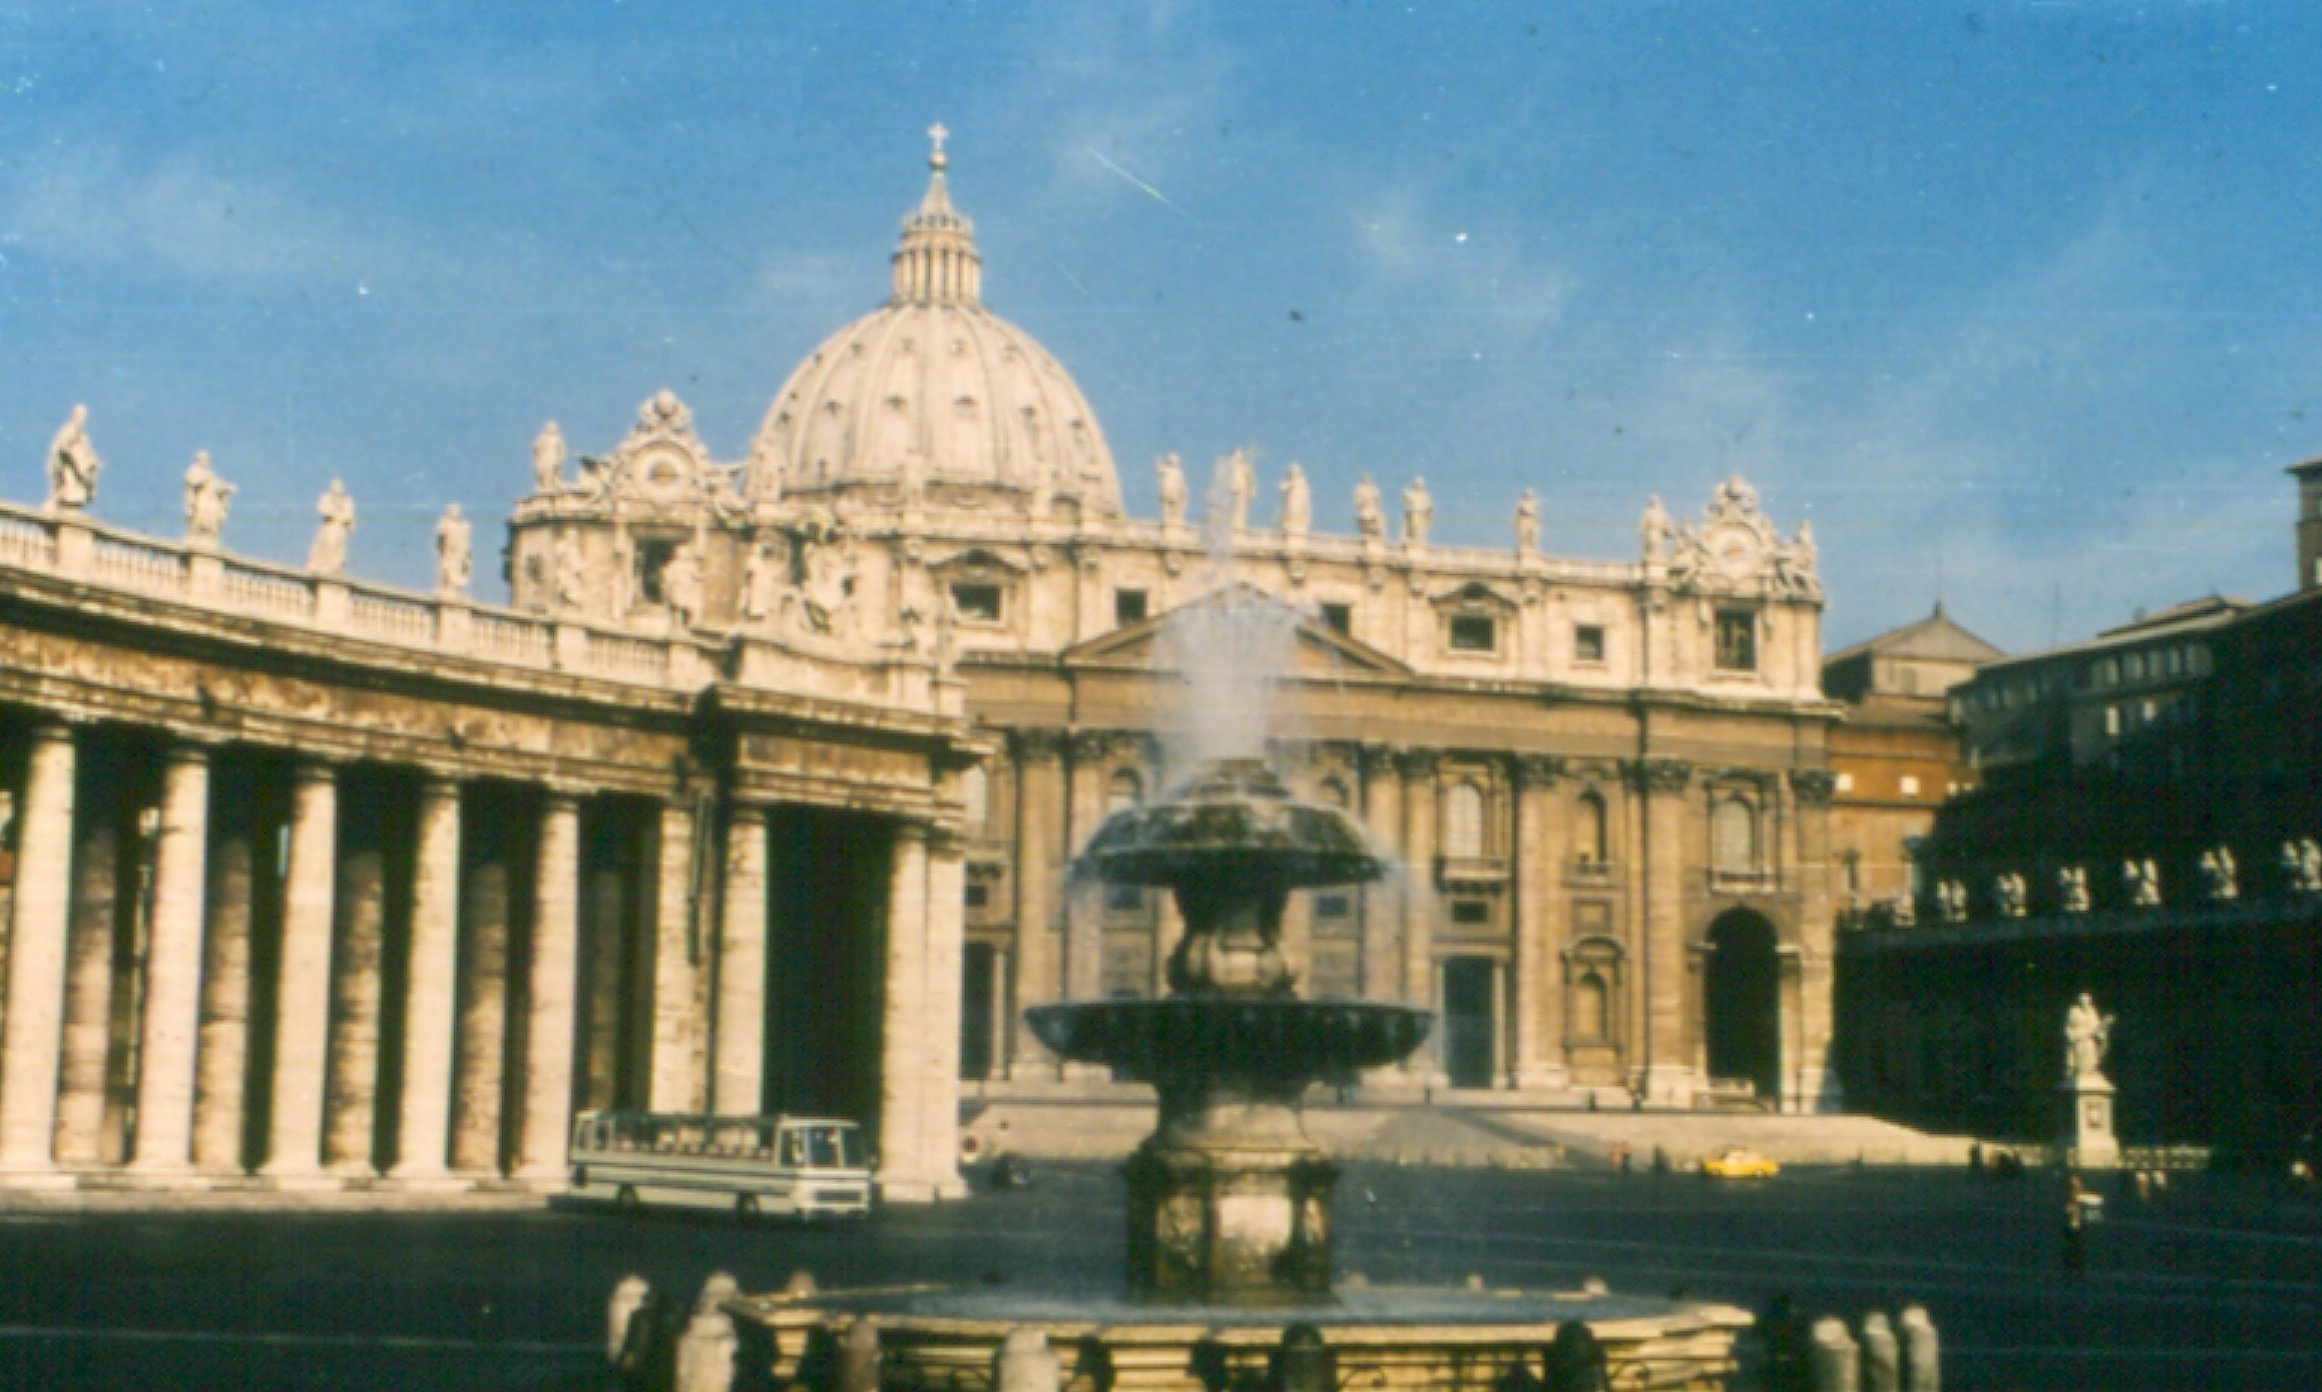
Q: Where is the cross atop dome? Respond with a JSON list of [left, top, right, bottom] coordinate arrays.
[[928, 122, 949, 170]]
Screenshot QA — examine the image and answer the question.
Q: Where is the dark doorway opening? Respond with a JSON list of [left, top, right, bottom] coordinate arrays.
[[1704, 910, 1781, 1103], [1441, 956, 1498, 1088], [763, 808, 888, 1123], [960, 942, 998, 1081]]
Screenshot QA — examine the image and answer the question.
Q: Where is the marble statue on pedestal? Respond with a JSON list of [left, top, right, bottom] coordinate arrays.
[[45, 405, 103, 512], [532, 422, 567, 493], [663, 539, 704, 630], [1155, 454, 1188, 528], [2281, 838, 2322, 894], [435, 505, 472, 595], [1214, 448, 1256, 532], [1353, 475, 1384, 540], [1515, 489, 1540, 555], [2060, 992, 2120, 1167], [1995, 872, 2027, 918], [2058, 865, 2091, 914], [2197, 846, 2238, 903], [1639, 494, 1672, 561], [183, 452, 233, 546], [2064, 993, 2112, 1081], [1936, 879, 1967, 923], [1279, 463, 1311, 539], [307, 480, 355, 575], [2123, 858, 2162, 908], [1402, 477, 1432, 546]]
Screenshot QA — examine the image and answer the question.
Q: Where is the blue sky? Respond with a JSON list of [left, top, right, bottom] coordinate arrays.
[[4, 1, 2319, 652]]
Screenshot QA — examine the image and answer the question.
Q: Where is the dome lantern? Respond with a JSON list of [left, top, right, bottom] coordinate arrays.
[[891, 123, 982, 306]]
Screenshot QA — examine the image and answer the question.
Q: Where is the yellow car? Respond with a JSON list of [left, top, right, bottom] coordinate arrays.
[[1700, 1146, 1780, 1178]]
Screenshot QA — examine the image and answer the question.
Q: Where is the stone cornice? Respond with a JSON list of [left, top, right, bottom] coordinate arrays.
[[1629, 757, 1695, 794]]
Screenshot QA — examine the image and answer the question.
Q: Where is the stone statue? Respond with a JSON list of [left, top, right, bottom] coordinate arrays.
[[2058, 865, 2091, 915], [1515, 489, 1540, 555], [553, 531, 588, 612], [1353, 474, 1385, 540], [2123, 858, 2162, 908], [307, 479, 355, 576], [739, 540, 782, 622], [1155, 453, 1188, 528], [2063, 992, 2113, 1080], [783, 523, 858, 639], [434, 504, 472, 595], [532, 421, 567, 493], [45, 404, 103, 512], [182, 451, 233, 546], [1936, 879, 1967, 923], [1402, 476, 1433, 546], [1773, 520, 1818, 592], [663, 539, 705, 630], [1214, 447, 1256, 531], [2280, 838, 2322, 894], [2197, 846, 2238, 903], [1279, 463, 1311, 538], [1640, 494, 1672, 561], [1888, 891, 1916, 928], [1995, 872, 2027, 918]]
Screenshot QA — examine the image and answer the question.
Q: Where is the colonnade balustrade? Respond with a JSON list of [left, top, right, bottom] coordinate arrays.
[[0, 717, 966, 1195]]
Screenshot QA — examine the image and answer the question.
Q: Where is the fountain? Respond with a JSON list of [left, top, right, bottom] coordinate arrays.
[[728, 585, 1751, 1388]]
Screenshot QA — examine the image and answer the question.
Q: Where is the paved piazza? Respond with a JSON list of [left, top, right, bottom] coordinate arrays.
[[1, 1160, 2315, 1392]]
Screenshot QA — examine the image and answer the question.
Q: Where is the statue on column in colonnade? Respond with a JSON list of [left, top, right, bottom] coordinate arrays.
[[1515, 489, 1540, 555], [183, 451, 234, 546], [532, 421, 568, 494], [307, 480, 355, 575], [1279, 463, 1311, 539], [1156, 453, 1188, 528], [1353, 474, 1384, 540], [435, 505, 472, 595], [1401, 476, 1432, 546], [45, 404, 103, 512]]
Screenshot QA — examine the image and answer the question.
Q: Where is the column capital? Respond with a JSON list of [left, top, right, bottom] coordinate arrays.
[[1789, 768, 1837, 806], [289, 757, 344, 787], [893, 818, 933, 847], [1009, 727, 1066, 765], [538, 782, 586, 811], [1067, 728, 1114, 764], [1394, 748, 1440, 782], [1628, 757, 1694, 795], [1512, 752, 1564, 789], [1358, 743, 1401, 778], [726, 799, 770, 827]]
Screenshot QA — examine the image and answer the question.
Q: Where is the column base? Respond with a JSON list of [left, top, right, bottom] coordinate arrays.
[[1640, 1064, 1698, 1108], [261, 1173, 352, 1194], [1513, 1065, 1572, 1092], [326, 1159, 379, 1181], [383, 1169, 474, 1194], [0, 1168, 79, 1192], [119, 1164, 217, 1190]]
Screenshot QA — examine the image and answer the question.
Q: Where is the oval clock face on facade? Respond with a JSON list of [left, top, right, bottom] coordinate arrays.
[[1707, 522, 1760, 578], [640, 454, 689, 503]]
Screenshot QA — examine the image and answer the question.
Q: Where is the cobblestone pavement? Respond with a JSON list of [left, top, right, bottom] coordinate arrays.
[[1, 1162, 2316, 1391]]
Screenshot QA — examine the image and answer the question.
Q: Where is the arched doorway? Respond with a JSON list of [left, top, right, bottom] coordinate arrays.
[[1704, 909, 1781, 1103]]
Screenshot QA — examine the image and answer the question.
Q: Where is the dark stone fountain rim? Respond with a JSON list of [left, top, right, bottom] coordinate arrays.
[[1026, 997, 1432, 1078], [734, 1283, 1745, 1332]]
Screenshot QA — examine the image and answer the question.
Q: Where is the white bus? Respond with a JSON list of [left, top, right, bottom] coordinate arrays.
[[568, 1111, 874, 1220]]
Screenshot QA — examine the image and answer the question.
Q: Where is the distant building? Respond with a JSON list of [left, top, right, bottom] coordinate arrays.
[[1821, 605, 2000, 914], [1837, 469, 2322, 1155]]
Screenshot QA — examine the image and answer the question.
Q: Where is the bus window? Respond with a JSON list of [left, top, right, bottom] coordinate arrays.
[[780, 1130, 807, 1168]]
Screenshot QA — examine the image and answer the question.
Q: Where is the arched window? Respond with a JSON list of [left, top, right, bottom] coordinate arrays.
[[1107, 769, 1143, 816], [1712, 796, 1757, 875], [1576, 791, 1610, 867], [1573, 970, 1609, 1041], [1444, 781, 1486, 859], [960, 765, 989, 829]]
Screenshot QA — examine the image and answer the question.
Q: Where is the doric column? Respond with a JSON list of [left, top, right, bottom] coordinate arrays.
[[1633, 757, 1694, 1104], [648, 799, 703, 1113], [128, 742, 212, 1174], [1511, 754, 1567, 1090], [449, 800, 515, 1176], [1357, 745, 1403, 1006], [1397, 749, 1442, 1077], [1062, 730, 1111, 1004], [192, 765, 260, 1173], [512, 789, 581, 1181], [260, 761, 339, 1180], [0, 723, 78, 1177], [53, 757, 123, 1167], [1789, 768, 1839, 1112], [1008, 730, 1066, 1073], [388, 775, 461, 1181], [918, 831, 969, 1200], [711, 803, 767, 1117], [876, 821, 936, 1201], [322, 788, 390, 1176]]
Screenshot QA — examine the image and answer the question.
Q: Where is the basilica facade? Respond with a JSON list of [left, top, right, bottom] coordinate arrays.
[[0, 139, 1840, 1197]]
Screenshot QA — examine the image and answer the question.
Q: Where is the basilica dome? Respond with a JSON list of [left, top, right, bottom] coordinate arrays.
[[746, 135, 1122, 519]]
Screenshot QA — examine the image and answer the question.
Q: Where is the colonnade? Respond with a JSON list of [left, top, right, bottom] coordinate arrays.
[[0, 718, 965, 1196]]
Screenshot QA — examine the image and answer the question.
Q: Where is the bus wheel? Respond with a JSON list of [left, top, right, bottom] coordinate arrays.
[[735, 1194, 760, 1221], [615, 1186, 640, 1214]]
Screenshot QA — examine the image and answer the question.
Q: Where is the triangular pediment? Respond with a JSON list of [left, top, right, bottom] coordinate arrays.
[[1063, 585, 1412, 681]]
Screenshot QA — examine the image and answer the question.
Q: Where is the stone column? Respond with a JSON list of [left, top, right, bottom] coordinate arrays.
[[918, 832, 969, 1200], [322, 789, 389, 1177], [191, 766, 259, 1173], [513, 789, 581, 1181], [876, 821, 935, 1201], [1357, 746, 1402, 1006], [711, 803, 767, 1117], [0, 723, 78, 1178], [1008, 730, 1066, 1074], [1634, 758, 1694, 1104], [260, 761, 338, 1181], [1512, 754, 1567, 1090], [389, 775, 461, 1182], [1062, 732, 1110, 1004], [54, 761, 123, 1167], [1397, 750, 1443, 1080], [128, 742, 212, 1175], [449, 802, 514, 1176], [648, 799, 703, 1113], [1790, 768, 1839, 1112]]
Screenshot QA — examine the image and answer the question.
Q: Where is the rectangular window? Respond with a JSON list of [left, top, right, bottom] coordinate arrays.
[[1105, 884, 1145, 915], [1835, 772, 1855, 793], [1313, 892, 1351, 921], [1715, 610, 1757, 672], [1320, 602, 1353, 636], [951, 582, 1003, 622], [2104, 705, 2121, 736], [963, 882, 990, 910], [1574, 625, 1606, 663], [1114, 589, 1148, 625], [1450, 897, 1491, 926], [1448, 614, 1498, 652], [1899, 775, 1921, 797]]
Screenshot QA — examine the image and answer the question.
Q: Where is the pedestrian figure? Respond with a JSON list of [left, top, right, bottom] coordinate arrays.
[[1651, 1144, 1670, 1176], [2062, 1193, 2088, 1277]]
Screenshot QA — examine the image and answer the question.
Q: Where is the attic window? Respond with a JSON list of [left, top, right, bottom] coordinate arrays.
[[1448, 614, 1498, 653], [1115, 589, 1148, 626], [1715, 610, 1757, 672], [1574, 625, 1606, 663], [952, 583, 1004, 623], [1320, 603, 1352, 635]]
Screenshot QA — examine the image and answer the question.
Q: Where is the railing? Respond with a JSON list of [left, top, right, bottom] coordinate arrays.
[[350, 589, 436, 644], [92, 534, 186, 595], [0, 512, 56, 567], [587, 630, 669, 682], [472, 611, 554, 666], [222, 562, 315, 619]]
